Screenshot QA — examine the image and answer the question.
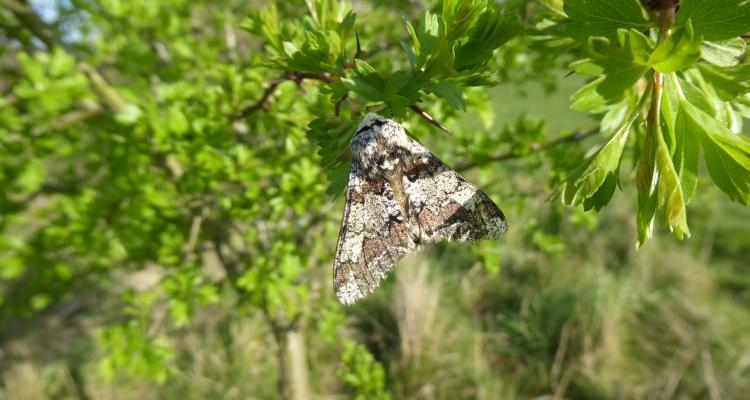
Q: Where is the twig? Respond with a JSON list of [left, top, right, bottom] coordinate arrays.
[[235, 72, 334, 119], [235, 74, 289, 119], [182, 208, 206, 263], [31, 100, 102, 136], [1, 0, 58, 49], [410, 105, 450, 134], [455, 126, 600, 171], [335, 93, 348, 116], [702, 349, 722, 400]]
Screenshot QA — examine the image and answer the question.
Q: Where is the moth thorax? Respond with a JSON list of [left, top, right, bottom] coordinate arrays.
[[380, 123, 411, 150]]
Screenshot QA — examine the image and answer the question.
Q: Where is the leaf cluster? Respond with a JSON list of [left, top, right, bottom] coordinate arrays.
[[558, 0, 750, 245], [244, 0, 521, 194]]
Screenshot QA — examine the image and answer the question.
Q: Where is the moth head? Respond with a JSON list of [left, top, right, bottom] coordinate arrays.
[[351, 113, 411, 173]]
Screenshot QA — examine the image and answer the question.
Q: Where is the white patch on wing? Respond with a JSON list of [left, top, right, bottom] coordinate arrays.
[[450, 185, 477, 208], [341, 232, 364, 263], [336, 270, 363, 305]]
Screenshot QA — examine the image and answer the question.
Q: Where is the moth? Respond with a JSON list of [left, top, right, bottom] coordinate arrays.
[[334, 113, 508, 305]]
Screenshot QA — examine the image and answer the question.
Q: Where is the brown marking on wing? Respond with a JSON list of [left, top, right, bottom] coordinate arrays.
[[361, 219, 412, 263]]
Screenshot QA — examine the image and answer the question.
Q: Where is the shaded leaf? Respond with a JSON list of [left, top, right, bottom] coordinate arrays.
[[676, 0, 750, 41], [564, 0, 649, 40], [701, 38, 747, 67]]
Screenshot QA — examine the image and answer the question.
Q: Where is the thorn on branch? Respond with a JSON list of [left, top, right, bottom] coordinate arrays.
[[335, 93, 348, 116], [410, 105, 450, 134]]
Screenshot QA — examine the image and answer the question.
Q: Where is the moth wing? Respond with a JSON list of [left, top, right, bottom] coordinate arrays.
[[404, 144, 508, 243], [333, 166, 418, 305]]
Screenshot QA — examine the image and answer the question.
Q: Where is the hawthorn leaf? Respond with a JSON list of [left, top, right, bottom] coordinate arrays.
[[426, 81, 466, 110], [676, 0, 750, 41], [701, 38, 746, 67], [649, 22, 702, 73], [562, 114, 633, 205], [698, 64, 750, 101], [672, 101, 701, 203], [655, 123, 690, 239], [564, 0, 650, 41], [682, 99, 750, 204]]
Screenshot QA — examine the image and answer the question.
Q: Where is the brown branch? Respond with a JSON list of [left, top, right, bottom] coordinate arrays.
[[235, 72, 334, 119], [455, 126, 600, 172], [235, 74, 288, 119]]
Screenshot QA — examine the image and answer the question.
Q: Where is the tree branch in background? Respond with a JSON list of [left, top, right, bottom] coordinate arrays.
[[236, 72, 335, 119], [455, 126, 600, 172], [235, 74, 288, 119], [30, 100, 102, 137], [1, 0, 59, 49]]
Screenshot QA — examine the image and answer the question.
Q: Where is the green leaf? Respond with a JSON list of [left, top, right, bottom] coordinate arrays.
[[417, 11, 441, 68], [115, 103, 143, 125], [655, 123, 690, 239], [701, 38, 747, 67], [539, 0, 565, 17], [570, 58, 604, 76], [454, 10, 521, 71], [676, 0, 750, 41], [167, 106, 189, 135], [340, 11, 356, 32], [403, 16, 421, 60], [672, 101, 700, 203], [400, 40, 417, 69], [384, 71, 412, 99], [582, 171, 618, 211], [649, 22, 702, 73], [681, 99, 750, 204], [563, 0, 649, 40], [353, 59, 385, 92], [562, 114, 633, 205], [698, 64, 750, 101], [426, 81, 466, 110], [570, 30, 652, 111], [341, 77, 380, 101], [570, 76, 607, 111]]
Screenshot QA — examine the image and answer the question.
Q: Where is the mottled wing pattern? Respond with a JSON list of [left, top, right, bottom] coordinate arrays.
[[403, 140, 508, 243], [333, 113, 507, 305], [333, 165, 418, 305]]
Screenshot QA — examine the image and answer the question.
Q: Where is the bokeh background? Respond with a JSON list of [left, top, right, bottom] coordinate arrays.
[[1, 0, 749, 399]]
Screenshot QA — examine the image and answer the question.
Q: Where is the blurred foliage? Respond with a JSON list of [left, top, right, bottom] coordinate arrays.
[[0, 0, 749, 399]]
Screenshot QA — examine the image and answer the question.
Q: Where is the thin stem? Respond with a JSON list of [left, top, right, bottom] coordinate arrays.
[[235, 72, 334, 119], [647, 5, 676, 140]]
